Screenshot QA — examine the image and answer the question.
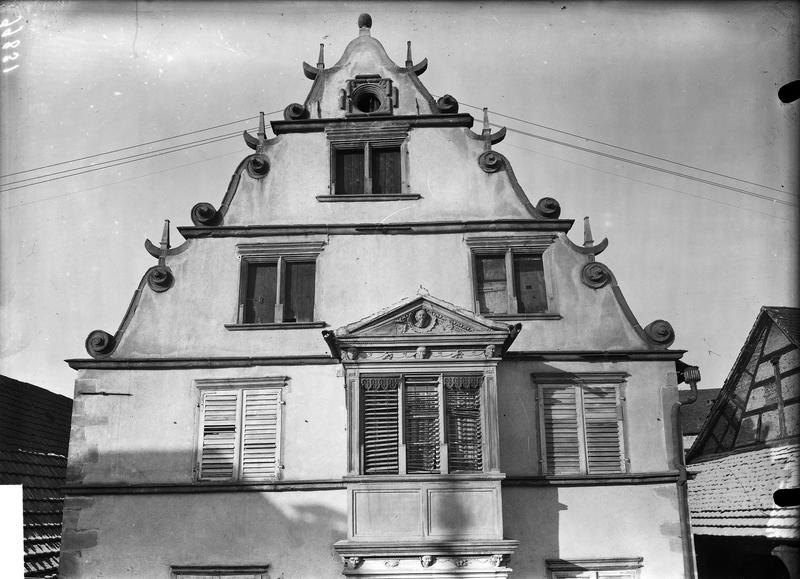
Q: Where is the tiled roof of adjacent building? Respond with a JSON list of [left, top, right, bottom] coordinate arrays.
[[688, 442, 800, 539], [0, 376, 72, 579]]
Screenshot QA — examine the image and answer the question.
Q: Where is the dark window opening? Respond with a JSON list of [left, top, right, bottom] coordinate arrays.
[[240, 259, 316, 324], [335, 149, 365, 195], [475, 252, 548, 315], [371, 146, 402, 195]]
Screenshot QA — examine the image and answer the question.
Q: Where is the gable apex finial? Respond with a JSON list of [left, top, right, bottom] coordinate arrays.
[[317, 43, 325, 68], [358, 13, 372, 36], [583, 216, 594, 247]]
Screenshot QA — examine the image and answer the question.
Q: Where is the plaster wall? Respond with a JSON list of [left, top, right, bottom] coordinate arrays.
[[67, 365, 346, 485], [497, 361, 678, 475], [503, 484, 685, 578], [59, 490, 347, 578], [222, 126, 537, 226], [113, 233, 647, 358]]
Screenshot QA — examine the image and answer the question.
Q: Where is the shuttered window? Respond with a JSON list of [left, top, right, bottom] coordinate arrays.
[[239, 257, 316, 324], [539, 384, 625, 475], [362, 376, 400, 474], [198, 387, 282, 481], [360, 374, 484, 475]]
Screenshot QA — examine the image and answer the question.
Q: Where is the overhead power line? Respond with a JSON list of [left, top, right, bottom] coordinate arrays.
[[0, 115, 268, 180], [453, 99, 792, 197], [492, 121, 797, 208], [2, 129, 254, 189], [0, 129, 256, 193]]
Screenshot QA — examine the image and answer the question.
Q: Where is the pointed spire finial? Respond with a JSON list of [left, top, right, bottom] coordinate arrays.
[[583, 216, 594, 247], [406, 41, 413, 68], [317, 43, 325, 69], [158, 220, 171, 266], [358, 13, 372, 36], [257, 112, 266, 141]]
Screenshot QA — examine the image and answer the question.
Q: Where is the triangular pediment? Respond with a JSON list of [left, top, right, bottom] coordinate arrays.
[[322, 295, 519, 363], [337, 295, 511, 338]]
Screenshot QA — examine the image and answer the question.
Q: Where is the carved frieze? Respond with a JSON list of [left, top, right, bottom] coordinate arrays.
[[394, 306, 475, 335]]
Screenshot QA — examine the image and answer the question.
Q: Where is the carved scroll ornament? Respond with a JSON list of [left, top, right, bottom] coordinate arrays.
[[645, 319, 676, 348], [536, 197, 561, 219], [146, 265, 174, 293], [478, 150, 503, 173], [191, 202, 221, 226], [436, 94, 459, 114], [581, 262, 612, 289], [85, 330, 116, 358]]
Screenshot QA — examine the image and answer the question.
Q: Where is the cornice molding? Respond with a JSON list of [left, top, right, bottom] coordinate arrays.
[[66, 355, 338, 370], [504, 471, 680, 486], [177, 219, 575, 238], [64, 479, 345, 495], [504, 350, 685, 361], [271, 113, 474, 134]]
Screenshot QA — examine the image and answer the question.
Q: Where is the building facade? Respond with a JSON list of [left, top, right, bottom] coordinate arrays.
[[687, 307, 799, 579], [61, 15, 696, 578]]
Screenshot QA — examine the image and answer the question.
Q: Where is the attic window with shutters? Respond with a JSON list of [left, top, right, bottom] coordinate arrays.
[[226, 241, 326, 330], [195, 377, 286, 482], [533, 373, 629, 476], [319, 125, 418, 201], [360, 374, 484, 475]]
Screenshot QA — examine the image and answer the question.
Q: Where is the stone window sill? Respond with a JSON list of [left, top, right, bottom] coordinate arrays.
[[485, 313, 562, 321], [316, 194, 421, 202], [224, 321, 327, 331]]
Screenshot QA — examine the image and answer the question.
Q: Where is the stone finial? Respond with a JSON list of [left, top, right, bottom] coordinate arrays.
[[257, 112, 266, 145], [583, 216, 594, 247], [317, 43, 325, 68], [481, 107, 491, 144], [358, 13, 372, 35], [406, 41, 413, 67], [158, 220, 170, 265]]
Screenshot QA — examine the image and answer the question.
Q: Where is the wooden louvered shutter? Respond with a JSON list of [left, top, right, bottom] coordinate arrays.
[[240, 389, 281, 480], [361, 376, 400, 474], [404, 376, 441, 474], [199, 390, 240, 480], [582, 386, 625, 473], [445, 375, 483, 472], [540, 385, 581, 475]]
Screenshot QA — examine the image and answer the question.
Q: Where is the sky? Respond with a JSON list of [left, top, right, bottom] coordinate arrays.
[[0, 1, 797, 398]]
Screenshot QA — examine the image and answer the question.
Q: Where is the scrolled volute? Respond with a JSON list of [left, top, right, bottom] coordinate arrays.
[[645, 319, 676, 348], [85, 330, 116, 358], [478, 150, 503, 173], [436, 94, 459, 114], [581, 262, 612, 289], [191, 202, 221, 226], [147, 265, 174, 293], [283, 102, 310, 121], [247, 155, 270, 178], [536, 197, 561, 219]]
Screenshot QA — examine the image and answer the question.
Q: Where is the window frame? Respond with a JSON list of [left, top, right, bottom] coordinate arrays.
[[171, 565, 270, 579], [323, 125, 413, 200], [533, 373, 629, 477], [228, 241, 325, 330], [194, 377, 286, 483], [546, 558, 643, 579], [466, 235, 559, 320], [359, 372, 487, 476]]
